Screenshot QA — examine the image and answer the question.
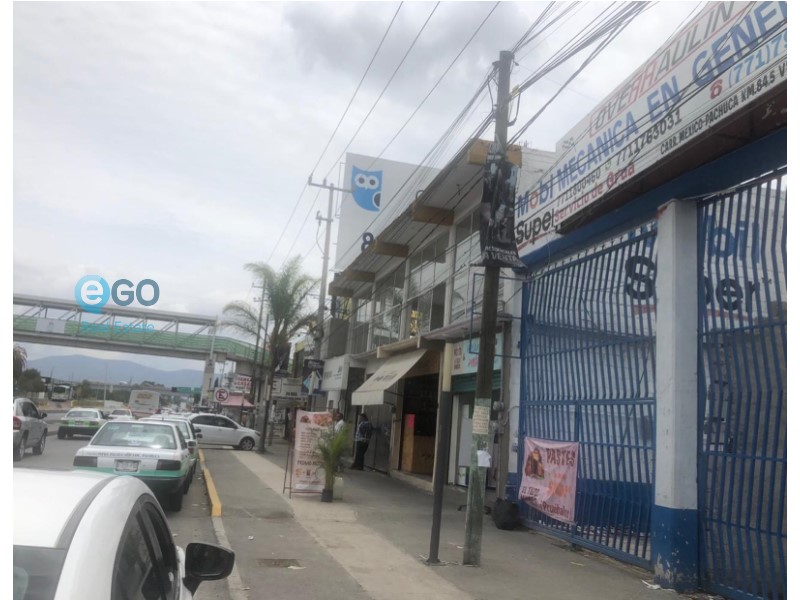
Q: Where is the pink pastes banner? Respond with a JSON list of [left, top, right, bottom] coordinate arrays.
[[291, 410, 333, 493], [519, 437, 579, 524]]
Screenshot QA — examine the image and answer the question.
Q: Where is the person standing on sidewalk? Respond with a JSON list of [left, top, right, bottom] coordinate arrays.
[[334, 411, 345, 433], [350, 413, 372, 470]]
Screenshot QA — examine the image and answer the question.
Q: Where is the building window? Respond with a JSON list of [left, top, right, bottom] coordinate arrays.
[[371, 265, 404, 350]]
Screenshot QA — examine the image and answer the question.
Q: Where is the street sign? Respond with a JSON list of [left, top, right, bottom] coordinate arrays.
[[214, 388, 229, 402]]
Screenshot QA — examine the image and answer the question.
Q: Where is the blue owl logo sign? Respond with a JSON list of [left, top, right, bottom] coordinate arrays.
[[351, 167, 382, 212]]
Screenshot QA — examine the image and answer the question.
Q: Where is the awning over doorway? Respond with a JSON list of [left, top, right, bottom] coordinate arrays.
[[352, 348, 428, 406]]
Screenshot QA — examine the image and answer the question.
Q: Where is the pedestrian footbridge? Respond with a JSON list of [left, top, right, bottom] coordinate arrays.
[[13, 294, 258, 363]]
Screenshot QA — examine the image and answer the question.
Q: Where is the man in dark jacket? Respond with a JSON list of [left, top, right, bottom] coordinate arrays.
[[350, 413, 372, 470]]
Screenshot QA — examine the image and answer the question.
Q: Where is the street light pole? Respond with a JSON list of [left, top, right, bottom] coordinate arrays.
[[463, 49, 513, 567]]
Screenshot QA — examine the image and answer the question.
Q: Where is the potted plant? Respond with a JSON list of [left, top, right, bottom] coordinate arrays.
[[315, 424, 351, 502]]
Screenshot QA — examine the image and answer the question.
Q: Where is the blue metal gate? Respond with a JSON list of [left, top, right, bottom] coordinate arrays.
[[698, 169, 787, 599], [519, 222, 657, 567]]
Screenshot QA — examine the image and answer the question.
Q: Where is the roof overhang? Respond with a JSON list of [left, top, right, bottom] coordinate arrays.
[[329, 138, 523, 297]]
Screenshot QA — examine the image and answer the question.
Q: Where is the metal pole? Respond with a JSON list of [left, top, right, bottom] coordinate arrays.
[[252, 280, 268, 452], [427, 342, 454, 564], [463, 49, 513, 567]]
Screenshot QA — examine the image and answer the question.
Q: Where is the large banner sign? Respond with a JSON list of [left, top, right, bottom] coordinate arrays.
[[290, 410, 333, 493], [335, 153, 440, 271], [515, 1, 787, 259], [476, 142, 525, 268], [519, 437, 579, 524]]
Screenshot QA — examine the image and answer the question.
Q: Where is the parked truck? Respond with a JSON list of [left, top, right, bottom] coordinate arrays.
[[128, 390, 160, 419]]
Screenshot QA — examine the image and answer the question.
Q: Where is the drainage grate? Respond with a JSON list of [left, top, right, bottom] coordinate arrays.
[[257, 558, 300, 568]]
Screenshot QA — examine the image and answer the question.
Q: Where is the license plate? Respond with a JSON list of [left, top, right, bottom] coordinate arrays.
[[115, 460, 139, 473], [75, 421, 88, 426]]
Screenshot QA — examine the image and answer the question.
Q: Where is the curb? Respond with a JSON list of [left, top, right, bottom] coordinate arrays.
[[198, 449, 223, 517]]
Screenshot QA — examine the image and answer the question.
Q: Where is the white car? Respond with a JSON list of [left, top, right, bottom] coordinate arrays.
[[140, 416, 202, 478], [188, 413, 260, 450], [13, 468, 234, 600], [107, 408, 135, 421], [73, 421, 192, 511]]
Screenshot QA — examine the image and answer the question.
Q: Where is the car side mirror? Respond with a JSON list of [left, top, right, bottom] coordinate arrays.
[[195, 432, 203, 439], [193, 427, 202, 434], [183, 542, 235, 594], [187, 440, 197, 448], [40, 412, 48, 418]]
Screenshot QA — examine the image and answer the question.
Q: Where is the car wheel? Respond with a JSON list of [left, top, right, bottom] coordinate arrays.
[[167, 488, 184, 511], [14, 435, 27, 462], [57, 429, 65, 440], [238, 437, 255, 451], [33, 432, 47, 455]]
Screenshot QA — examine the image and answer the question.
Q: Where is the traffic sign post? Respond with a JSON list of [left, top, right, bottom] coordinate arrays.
[[214, 388, 229, 403]]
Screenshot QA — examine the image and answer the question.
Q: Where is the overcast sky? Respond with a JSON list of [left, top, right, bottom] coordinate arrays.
[[13, 1, 702, 372]]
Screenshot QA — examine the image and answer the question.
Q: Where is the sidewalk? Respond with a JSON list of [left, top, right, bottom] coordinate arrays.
[[203, 442, 680, 600]]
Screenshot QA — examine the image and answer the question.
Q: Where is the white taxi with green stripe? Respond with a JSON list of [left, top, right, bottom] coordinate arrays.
[[73, 421, 191, 511]]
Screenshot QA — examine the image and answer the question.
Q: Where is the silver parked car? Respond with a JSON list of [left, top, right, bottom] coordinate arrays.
[[12, 397, 48, 461], [188, 413, 260, 450]]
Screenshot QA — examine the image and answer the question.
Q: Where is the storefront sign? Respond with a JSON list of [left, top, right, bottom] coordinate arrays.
[[335, 153, 440, 271], [321, 355, 350, 391], [451, 334, 503, 376], [290, 410, 333, 493], [232, 374, 251, 394], [519, 437, 580, 524], [272, 378, 302, 398], [515, 1, 787, 258]]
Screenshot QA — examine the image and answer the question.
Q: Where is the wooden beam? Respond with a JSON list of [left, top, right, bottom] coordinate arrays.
[[328, 284, 354, 298], [467, 138, 522, 167], [411, 203, 454, 226], [370, 240, 408, 258], [345, 269, 375, 283]]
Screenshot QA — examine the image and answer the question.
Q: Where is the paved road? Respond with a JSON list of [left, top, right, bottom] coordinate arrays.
[[13, 434, 231, 600]]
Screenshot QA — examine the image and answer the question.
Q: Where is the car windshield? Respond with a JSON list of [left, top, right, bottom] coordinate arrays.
[[92, 422, 177, 449], [14, 546, 67, 600], [65, 410, 97, 419], [143, 419, 191, 439]]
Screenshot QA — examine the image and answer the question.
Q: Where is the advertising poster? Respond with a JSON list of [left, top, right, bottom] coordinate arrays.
[[290, 410, 333, 493], [477, 141, 525, 269], [519, 437, 579, 524], [301, 358, 325, 395]]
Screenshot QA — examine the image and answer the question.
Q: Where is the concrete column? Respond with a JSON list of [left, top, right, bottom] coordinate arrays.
[[399, 259, 413, 338], [653, 199, 699, 591], [366, 282, 377, 351], [200, 357, 215, 404]]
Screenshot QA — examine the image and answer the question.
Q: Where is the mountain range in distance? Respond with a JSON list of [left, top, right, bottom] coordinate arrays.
[[28, 355, 205, 388]]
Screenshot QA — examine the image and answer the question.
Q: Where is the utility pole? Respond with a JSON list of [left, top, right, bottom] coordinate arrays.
[[463, 49, 513, 566], [306, 176, 350, 410], [252, 279, 268, 453]]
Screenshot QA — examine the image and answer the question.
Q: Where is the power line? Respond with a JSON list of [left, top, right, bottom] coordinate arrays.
[[320, 2, 442, 182], [278, 3, 441, 269], [264, 4, 404, 266]]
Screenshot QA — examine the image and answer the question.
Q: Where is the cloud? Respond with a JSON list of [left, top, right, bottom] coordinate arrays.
[[14, 1, 703, 370]]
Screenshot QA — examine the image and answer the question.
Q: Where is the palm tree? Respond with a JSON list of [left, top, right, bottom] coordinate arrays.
[[222, 256, 318, 452], [13, 345, 27, 392]]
